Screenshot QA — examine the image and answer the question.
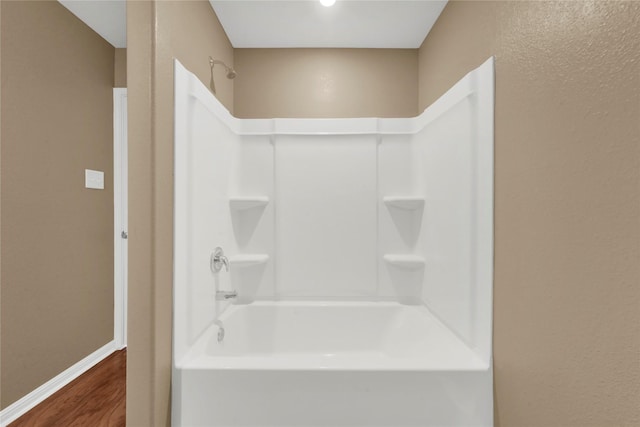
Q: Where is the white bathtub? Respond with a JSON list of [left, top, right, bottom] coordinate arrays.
[[173, 301, 493, 427]]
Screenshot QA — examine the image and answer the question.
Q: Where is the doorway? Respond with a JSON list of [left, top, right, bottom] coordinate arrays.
[[114, 88, 128, 349]]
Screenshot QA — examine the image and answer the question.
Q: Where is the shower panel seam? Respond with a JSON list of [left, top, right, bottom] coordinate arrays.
[[271, 135, 278, 300], [375, 134, 381, 300]]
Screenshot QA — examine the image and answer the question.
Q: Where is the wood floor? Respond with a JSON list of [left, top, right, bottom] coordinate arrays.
[[9, 349, 126, 427]]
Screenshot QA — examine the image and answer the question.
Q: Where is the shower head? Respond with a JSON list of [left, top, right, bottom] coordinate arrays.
[[209, 57, 235, 76], [209, 57, 236, 94]]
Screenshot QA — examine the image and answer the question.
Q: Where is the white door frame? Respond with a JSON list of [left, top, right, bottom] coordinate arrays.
[[114, 88, 128, 349]]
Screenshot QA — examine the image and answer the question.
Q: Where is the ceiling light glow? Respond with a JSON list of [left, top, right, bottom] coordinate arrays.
[[319, 0, 336, 7]]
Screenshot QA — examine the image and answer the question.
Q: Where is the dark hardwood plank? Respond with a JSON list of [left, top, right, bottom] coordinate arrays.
[[9, 349, 126, 427]]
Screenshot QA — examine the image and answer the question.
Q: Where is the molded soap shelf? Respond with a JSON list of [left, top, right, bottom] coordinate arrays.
[[383, 254, 426, 270], [383, 197, 425, 210], [229, 197, 269, 211], [229, 254, 270, 267]]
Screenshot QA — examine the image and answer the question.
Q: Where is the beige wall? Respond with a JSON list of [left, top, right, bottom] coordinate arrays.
[[0, 0, 115, 408], [126, 1, 233, 425], [234, 48, 418, 118], [114, 48, 127, 88], [419, 1, 640, 425]]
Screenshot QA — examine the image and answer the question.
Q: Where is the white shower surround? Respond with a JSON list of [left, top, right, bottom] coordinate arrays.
[[173, 58, 494, 426]]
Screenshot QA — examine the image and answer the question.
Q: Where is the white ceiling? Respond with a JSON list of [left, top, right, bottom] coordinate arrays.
[[56, 0, 447, 50], [210, 0, 448, 49], [58, 0, 126, 48]]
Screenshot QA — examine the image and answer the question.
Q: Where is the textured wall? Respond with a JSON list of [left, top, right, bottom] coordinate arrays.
[[1, 0, 115, 408], [234, 49, 418, 118], [126, 1, 234, 425], [419, 1, 640, 425], [114, 48, 127, 88]]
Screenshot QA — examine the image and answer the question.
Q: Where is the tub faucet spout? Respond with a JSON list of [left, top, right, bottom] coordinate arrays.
[[216, 290, 238, 301]]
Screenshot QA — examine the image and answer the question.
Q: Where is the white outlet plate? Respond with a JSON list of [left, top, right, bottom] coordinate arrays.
[[85, 169, 104, 190]]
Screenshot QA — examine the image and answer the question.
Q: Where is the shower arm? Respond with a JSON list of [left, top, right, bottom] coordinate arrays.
[[209, 58, 232, 73]]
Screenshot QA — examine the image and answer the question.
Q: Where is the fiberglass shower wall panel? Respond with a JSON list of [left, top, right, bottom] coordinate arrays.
[[275, 135, 378, 298], [231, 136, 275, 302], [377, 134, 425, 302], [414, 57, 494, 364], [174, 60, 240, 363]]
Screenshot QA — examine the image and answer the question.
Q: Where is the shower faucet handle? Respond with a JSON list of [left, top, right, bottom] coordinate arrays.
[[211, 247, 229, 273]]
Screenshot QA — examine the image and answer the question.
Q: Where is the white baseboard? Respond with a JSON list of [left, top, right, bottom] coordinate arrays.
[[0, 340, 118, 427]]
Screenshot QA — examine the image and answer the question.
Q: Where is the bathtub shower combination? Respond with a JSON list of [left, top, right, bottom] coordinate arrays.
[[173, 58, 494, 426]]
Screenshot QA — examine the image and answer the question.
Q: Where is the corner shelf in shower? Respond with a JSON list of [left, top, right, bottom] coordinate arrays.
[[229, 254, 270, 267], [228, 196, 269, 211], [383, 254, 425, 270], [383, 196, 425, 210]]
